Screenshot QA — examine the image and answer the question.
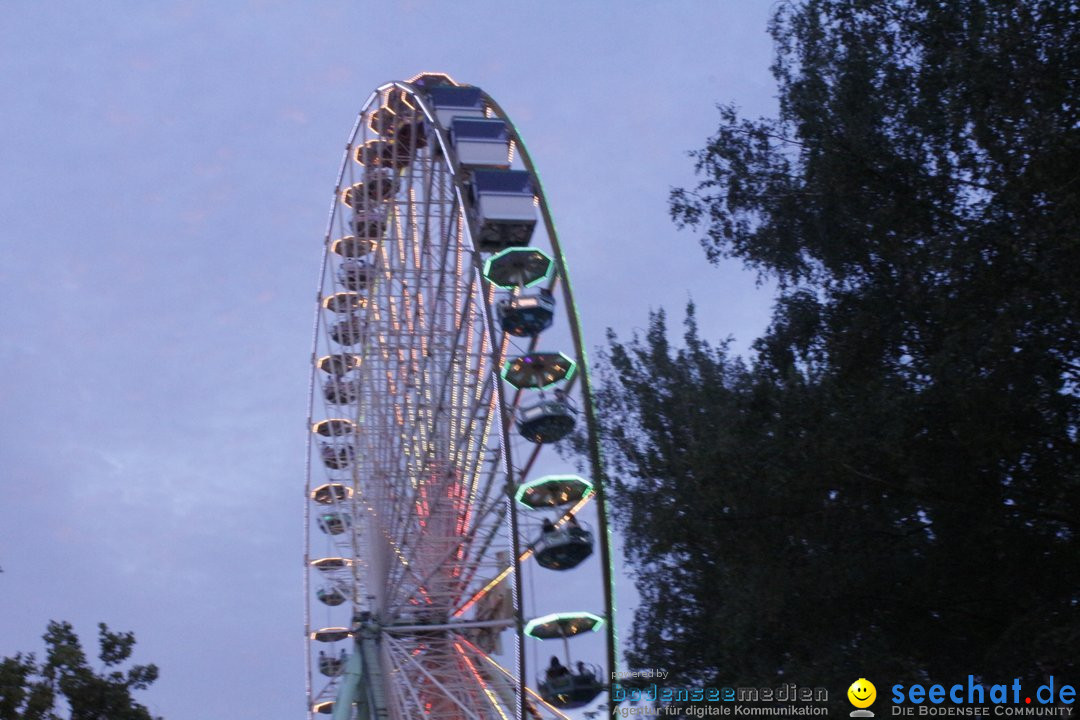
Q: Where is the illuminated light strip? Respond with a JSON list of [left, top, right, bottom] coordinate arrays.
[[450, 361, 462, 443], [454, 641, 511, 720], [394, 202, 406, 267], [406, 70, 459, 86], [456, 636, 574, 720], [562, 496, 593, 524], [455, 212, 465, 287], [499, 335, 511, 383], [457, 428, 481, 534], [396, 276, 411, 336], [409, 187, 421, 271], [454, 563, 515, 618]]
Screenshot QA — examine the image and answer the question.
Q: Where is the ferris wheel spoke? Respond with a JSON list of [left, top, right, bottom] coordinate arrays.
[[454, 491, 596, 620], [384, 644, 428, 720], [454, 635, 574, 720], [379, 325, 500, 610], [384, 634, 494, 720], [384, 491, 508, 616]]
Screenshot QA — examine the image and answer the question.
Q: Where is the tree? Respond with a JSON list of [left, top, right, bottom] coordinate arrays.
[[598, 0, 1079, 700], [0, 621, 161, 720]]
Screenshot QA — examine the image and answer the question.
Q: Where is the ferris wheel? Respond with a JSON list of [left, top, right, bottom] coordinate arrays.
[[303, 73, 616, 720]]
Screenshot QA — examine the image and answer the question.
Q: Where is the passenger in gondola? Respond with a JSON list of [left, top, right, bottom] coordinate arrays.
[[546, 656, 570, 680], [566, 513, 586, 539], [541, 517, 556, 536], [576, 661, 594, 681], [552, 387, 578, 412]]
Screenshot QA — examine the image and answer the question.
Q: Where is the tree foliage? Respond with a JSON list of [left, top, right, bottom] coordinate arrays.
[[0, 622, 161, 720], [599, 0, 1079, 695]]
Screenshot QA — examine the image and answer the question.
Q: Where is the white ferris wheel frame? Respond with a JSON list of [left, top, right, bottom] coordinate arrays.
[[303, 76, 617, 720]]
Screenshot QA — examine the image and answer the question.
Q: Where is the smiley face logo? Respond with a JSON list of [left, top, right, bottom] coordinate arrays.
[[848, 678, 877, 708]]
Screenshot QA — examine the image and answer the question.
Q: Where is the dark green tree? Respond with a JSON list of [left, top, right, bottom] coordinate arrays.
[[599, 0, 1079, 698], [0, 622, 161, 720]]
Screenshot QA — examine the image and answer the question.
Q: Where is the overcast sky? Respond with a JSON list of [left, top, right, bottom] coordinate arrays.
[[0, 2, 778, 718]]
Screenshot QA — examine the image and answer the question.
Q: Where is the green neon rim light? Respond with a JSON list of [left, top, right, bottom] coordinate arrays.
[[524, 611, 605, 639], [514, 474, 594, 509], [500, 352, 577, 390], [482, 247, 555, 289]]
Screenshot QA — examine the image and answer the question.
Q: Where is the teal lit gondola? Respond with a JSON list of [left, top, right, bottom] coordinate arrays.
[[483, 247, 554, 289], [515, 475, 593, 510], [502, 352, 576, 390]]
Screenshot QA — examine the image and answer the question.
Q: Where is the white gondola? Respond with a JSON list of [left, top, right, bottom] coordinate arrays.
[[317, 511, 352, 535], [315, 585, 347, 606], [451, 118, 511, 169], [340, 172, 395, 209], [318, 650, 347, 677], [469, 170, 536, 252], [323, 378, 360, 405], [426, 85, 486, 126], [330, 316, 363, 346], [320, 443, 355, 470], [337, 259, 375, 292]]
